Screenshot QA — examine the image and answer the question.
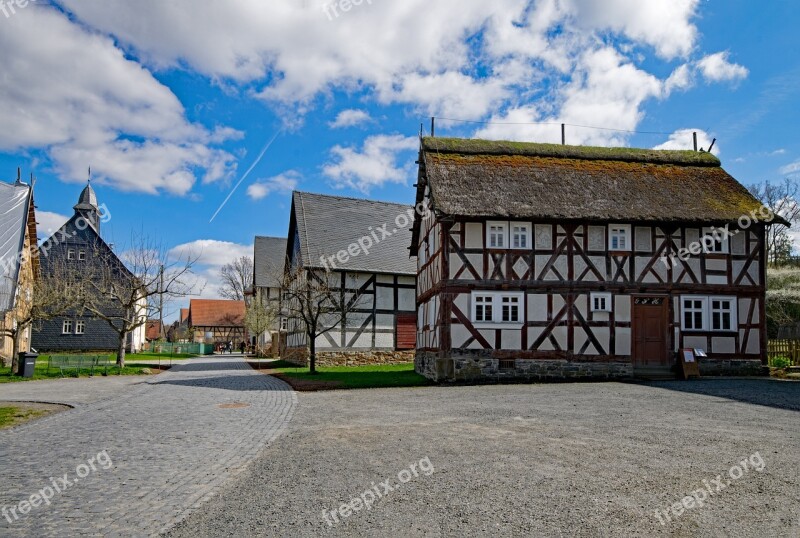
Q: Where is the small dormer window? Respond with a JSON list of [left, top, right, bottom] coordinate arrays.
[[78, 250, 86, 261], [609, 225, 631, 251], [67, 249, 75, 260], [487, 222, 507, 248]]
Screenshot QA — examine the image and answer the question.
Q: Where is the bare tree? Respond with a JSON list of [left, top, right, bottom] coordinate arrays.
[[749, 179, 800, 266], [1, 258, 82, 371], [280, 265, 364, 374], [219, 256, 253, 301], [79, 235, 200, 367], [244, 288, 279, 357]]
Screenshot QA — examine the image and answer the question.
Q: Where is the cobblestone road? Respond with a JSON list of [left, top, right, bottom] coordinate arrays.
[[0, 356, 297, 536]]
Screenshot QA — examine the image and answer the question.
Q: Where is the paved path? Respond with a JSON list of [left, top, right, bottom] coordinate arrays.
[[0, 356, 297, 536], [0, 374, 150, 407]]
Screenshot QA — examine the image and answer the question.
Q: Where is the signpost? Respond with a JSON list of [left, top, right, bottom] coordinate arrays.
[[679, 348, 702, 380]]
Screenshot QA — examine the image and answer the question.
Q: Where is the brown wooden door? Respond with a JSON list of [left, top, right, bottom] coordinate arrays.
[[632, 297, 669, 367], [396, 314, 417, 350]]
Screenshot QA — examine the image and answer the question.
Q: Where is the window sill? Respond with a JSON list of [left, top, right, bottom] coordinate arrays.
[[472, 323, 524, 330]]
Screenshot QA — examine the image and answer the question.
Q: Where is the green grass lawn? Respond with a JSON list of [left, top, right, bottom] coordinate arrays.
[[127, 352, 198, 361], [0, 355, 170, 383], [0, 406, 48, 428], [264, 361, 432, 390]]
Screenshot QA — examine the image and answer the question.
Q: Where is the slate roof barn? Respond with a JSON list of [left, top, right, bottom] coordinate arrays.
[[283, 191, 418, 365]]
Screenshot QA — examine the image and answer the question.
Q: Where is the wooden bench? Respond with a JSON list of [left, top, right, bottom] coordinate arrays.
[[47, 355, 114, 377]]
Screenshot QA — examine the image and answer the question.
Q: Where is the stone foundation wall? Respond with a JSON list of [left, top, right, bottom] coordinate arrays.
[[698, 358, 765, 377], [283, 347, 414, 367], [416, 351, 632, 383], [416, 351, 767, 382]]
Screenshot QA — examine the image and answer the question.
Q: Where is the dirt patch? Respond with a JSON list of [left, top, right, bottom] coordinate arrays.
[[0, 401, 70, 429], [246, 363, 343, 391]]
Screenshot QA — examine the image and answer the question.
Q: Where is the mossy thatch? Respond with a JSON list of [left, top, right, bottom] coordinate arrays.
[[422, 137, 721, 167]]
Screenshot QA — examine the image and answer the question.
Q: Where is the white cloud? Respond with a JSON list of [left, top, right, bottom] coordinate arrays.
[[654, 129, 718, 154], [36, 211, 70, 240], [58, 0, 705, 130], [476, 47, 662, 146], [0, 6, 236, 196], [246, 171, 300, 200], [665, 64, 693, 95], [329, 110, 372, 129], [697, 52, 749, 83], [168, 239, 253, 299], [779, 161, 800, 177], [323, 135, 418, 193]]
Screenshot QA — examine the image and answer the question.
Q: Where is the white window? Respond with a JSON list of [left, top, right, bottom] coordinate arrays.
[[609, 225, 631, 251], [710, 297, 737, 331], [681, 296, 738, 332], [590, 293, 612, 313], [511, 224, 531, 250], [75, 320, 86, 334], [473, 295, 494, 322], [501, 295, 521, 322], [78, 250, 86, 261], [487, 222, 507, 249], [280, 318, 288, 331], [472, 292, 524, 325], [62, 320, 73, 334], [67, 249, 75, 260], [681, 297, 707, 331], [702, 227, 729, 254]]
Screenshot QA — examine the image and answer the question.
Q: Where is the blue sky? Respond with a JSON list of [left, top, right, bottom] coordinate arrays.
[[1, 0, 798, 303]]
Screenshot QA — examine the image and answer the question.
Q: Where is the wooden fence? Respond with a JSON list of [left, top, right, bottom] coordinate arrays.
[[766, 340, 800, 366]]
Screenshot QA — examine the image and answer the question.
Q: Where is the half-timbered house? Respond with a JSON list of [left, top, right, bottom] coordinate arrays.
[[187, 299, 246, 348], [411, 137, 778, 382], [283, 191, 417, 365]]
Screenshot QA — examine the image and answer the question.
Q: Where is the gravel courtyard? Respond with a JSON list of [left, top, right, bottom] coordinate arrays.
[[169, 379, 799, 538]]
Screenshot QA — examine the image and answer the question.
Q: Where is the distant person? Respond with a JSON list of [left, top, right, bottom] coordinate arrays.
[[239, 341, 246, 355], [228, 341, 233, 354]]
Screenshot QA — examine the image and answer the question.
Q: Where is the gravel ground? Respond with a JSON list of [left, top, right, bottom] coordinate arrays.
[[168, 379, 799, 538]]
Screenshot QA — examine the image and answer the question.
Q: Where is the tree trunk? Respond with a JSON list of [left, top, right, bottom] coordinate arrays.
[[10, 328, 20, 374], [117, 335, 127, 368], [309, 335, 317, 375]]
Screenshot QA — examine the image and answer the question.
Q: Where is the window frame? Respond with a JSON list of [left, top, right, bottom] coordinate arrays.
[[590, 292, 612, 313], [701, 227, 729, 254], [680, 295, 738, 333], [710, 296, 737, 332], [78, 249, 86, 261], [62, 320, 73, 334], [608, 224, 632, 251], [486, 221, 508, 249], [75, 320, 86, 335], [67, 248, 75, 260], [510, 223, 531, 250], [471, 292, 525, 327]]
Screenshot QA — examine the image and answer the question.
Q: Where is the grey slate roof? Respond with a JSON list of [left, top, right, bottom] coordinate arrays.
[[74, 182, 98, 211], [0, 180, 31, 312], [253, 236, 288, 288], [292, 191, 417, 275]]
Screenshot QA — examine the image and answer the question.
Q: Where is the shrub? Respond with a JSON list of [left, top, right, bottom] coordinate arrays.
[[771, 356, 792, 369]]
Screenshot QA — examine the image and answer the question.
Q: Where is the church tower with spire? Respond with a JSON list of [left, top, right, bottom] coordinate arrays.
[[73, 181, 101, 233]]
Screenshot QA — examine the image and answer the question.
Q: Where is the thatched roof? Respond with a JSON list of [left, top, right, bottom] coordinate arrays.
[[419, 137, 774, 225]]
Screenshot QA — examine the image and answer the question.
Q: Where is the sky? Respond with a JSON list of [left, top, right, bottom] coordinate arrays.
[[1, 0, 799, 312]]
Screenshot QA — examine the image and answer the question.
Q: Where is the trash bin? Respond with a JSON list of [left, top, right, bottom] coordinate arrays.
[[17, 352, 39, 378]]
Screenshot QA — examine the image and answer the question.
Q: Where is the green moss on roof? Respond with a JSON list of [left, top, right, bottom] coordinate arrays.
[[421, 137, 721, 167]]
